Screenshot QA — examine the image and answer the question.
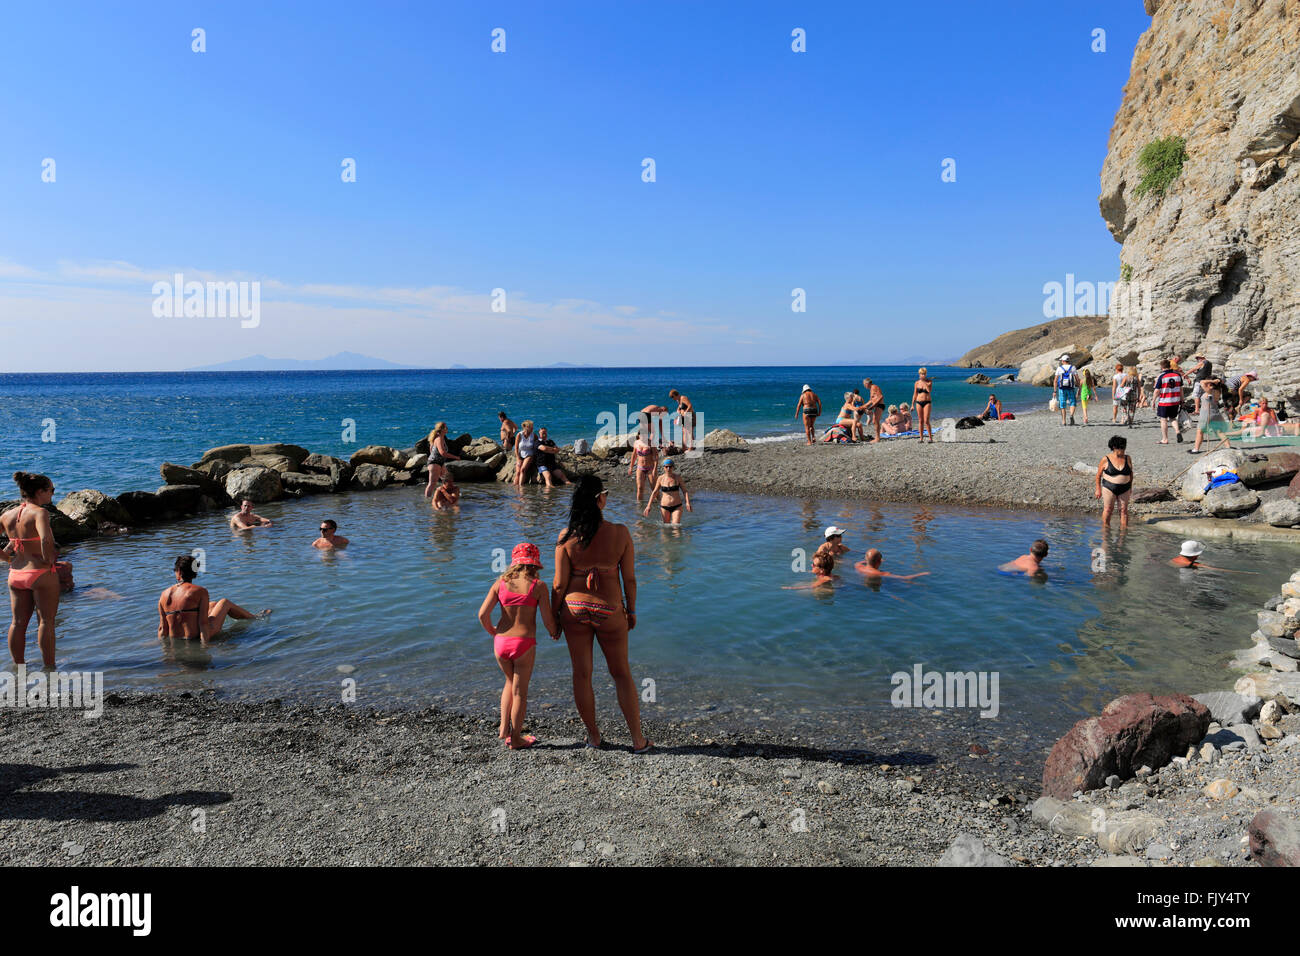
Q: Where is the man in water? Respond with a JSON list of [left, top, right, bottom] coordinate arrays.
[[861, 379, 885, 443], [1170, 539, 1252, 572], [819, 525, 850, 558], [534, 427, 569, 487], [669, 389, 696, 451], [230, 500, 272, 530], [312, 519, 348, 550], [1000, 539, 1048, 576], [855, 548, 929, 581], [795, 385, 821, 445], [498, 411, 517, 452]]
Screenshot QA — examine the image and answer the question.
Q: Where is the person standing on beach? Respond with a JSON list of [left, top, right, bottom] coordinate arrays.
[[669, 389, 696, 452], [230, 500, 272, 530], [1054, 355, 1078, 426], [424, 423, 461, 494], [855, 548, 929, 581], [2, 472, 60, 667], [158, 554, 269, 641], [312, 520, 349, 549], [640, 405, 669, 447], [498, 412, 517, 453], [478, 542, 559, 750], [628, 430, 659, 501], [553, 475, 652, 753], [1094, 435, 1134, 528], [1154, 359, 1185, 443], [999, 539, 1049, 576], [644, 458, 691, 524], [796, 385, 822, 445], [911, 369, 934, 442], [862, 378, 885, 443], [1110, 363, 1126, 423], [1191, 373, 1226, 453], [1079, 367, 1097, 425]]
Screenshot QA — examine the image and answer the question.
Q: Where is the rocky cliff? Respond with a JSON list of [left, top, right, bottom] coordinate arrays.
[[953, 315, 1108, 368], [1100, 0, 1300, 410]]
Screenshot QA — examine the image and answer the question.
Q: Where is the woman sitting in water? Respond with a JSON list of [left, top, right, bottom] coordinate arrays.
[[881, 404, 905, 435], [2, 471, 61, 667], [157, 555, 269, 641], [627, 430, 660, 501], [432, 472, 460, 510], [423, 422, 461, 496], [553, 475, 652, 753], [782, 550, 836, 589], [477, 542, 559, 750], [644, 458, 691, 525]]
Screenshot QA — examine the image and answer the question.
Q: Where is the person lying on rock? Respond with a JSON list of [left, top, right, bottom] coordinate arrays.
[[230, 499, 272, 530]]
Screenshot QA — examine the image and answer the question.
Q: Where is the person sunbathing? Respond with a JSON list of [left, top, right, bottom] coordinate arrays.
[[881, 405, 905, 435]]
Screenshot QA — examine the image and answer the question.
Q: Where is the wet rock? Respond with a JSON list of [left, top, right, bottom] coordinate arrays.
[[965, 373, 991, 385], [300, 454, 353, 491], [1041, 693, 1210, 799], [56, 489, 133, 531], [224, 466, 283, 503], [281, 472, 334, 496], [114, 491, 162, 523], [350, 464, 394, 491], [937, 833, 1011, 867], [446, 460, 496, 482], [1248, 809, 1300, 867], [404, 453, 428, 472], [160, 463, 227, 500], [155, 484, 208, 516]]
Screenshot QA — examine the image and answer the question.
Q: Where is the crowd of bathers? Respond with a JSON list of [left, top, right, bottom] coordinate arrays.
[[795, 368, 938, 446]]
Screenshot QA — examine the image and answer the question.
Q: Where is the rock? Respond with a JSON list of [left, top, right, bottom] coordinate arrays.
[[1248, 810, 1300, 867], [1291, 471, 1300, 501], [1204, 779, 1239, 801], [114, 491, 162, 524], [301, 454, 354, 491], [197, 443, 251, 465], [1092, 856, 1146, 867], [1030, 797, 1095, 838], [1105, 774, 1122, 789], [463, 438, 503, 461], [223, 467, 283, 504], [1193, 691, 1262, 726], [1259, 722, 1284, 740], [281, 472, 334, 496], [937, 834, 1011, 867], [446, 460, 497, 482], [591, 433, 632, 460], [160, 463, 227, 499], [1144, 843, 1173, 861], [1180, 450, 1246, 502], [1199, 743, 1220, 764], [1262, 499, 1300, 528], [1229, 643, 1271, 671], [404, 453, 429, 472], [954, 416, 985, 430], [154, 484, 207, 516], [1239, 452, 1300, 488], [1268, 636, 1300, 660], [1234, 672, 1300, 704], [1226, 724, 1263, 750], [483, 452, 506, 471], [815, 780, 837, 795], [1041, 693, 1211, 799], [572, 438, 591, 455], [248, 443, 310, 470], [349, 445, 406, 469], [56, 490, 133, 531], [702, 428, 747, 449], [241, 454, 295, 474], [1097, 811, 1164, 855], [350, 464, 394, 491], [193, 458, 233, 483], [965, 373, 991, 385], [993, 373, 1016, 382], [1200, 482, 1259, 517], [1130, 487, 1174, 503]]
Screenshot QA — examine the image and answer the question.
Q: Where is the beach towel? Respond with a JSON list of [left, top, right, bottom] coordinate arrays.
[[880, 430, 920, 439], [1203, 469, 1241, 493], [820, 424, 852, 443]]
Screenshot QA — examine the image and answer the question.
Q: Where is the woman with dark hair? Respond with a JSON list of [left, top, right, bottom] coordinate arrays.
[[158, 554, 268, 641], [1, 471, 60, 666], [552, 475, 652, 753], [1094, 435, 1135, 528]]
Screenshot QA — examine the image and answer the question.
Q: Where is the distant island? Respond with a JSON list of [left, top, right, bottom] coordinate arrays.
[[186, 351, 421, 372]]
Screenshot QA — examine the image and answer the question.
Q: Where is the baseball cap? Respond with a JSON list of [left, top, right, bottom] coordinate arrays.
[[511, 542, 542, 567], [824, 525, 848, 539], [1059, 354, 1071, 361]]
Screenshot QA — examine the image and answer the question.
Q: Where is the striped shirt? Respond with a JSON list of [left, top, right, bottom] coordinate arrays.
[[1155, 370, 1184, 408]]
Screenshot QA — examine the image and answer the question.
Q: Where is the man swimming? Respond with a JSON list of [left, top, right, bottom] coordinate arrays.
[[230, 500, 272, 530], [1170, 540, 1252, 572], [855, 548, 929, 581], [312, 519, 349, 549], [1000, 539, 1048, 576]]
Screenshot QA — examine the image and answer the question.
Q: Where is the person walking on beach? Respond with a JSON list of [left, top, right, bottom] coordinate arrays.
[[862, 378, 885, 443], [1111, 363, 1125, 423], [230, 499, 272, 530], [2, 472, 60, 667], [1154, 359, 1185, 443], [498, 411, 517, 453], [1000, 539, 1049, 576], [855, 549, 929, 582], [158, 554, 269, 642], [644, 458, 691, 525], [513, 420, 539, 486], [911, 368, 934, 442], [669, 389, 696, 452], [477, 542, 559, 750], [534, 428, 569, 487], [312, 519, 349, 549], [1095, 435, 1134, 528], [553, 475, 652, 753], [628, 430, 659, 501], [1054, 355, 1078, 426], [424, 423, 461, 494], [796, 385, 822, 445], [1079, 367, 1097, 425], [432, 472, 460, 509]]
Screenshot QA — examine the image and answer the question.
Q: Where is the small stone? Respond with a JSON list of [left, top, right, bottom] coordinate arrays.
[[1200, 743, 1220, 765], [1144, 843, 1173, 860], [749, 816, 765, 829], [595, 842, 616, 857], [62, 842, 84, 858], [572, 840, 586, 852], [816, 780, 837, 794], [1204, 779, 1240, 801], [1105, 774, 1122, 790], [1259, 723, 1283, 740]]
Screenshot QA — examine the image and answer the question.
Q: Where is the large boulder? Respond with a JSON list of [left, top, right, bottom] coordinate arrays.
[[160, 462, 226, 499], [483, 452, 506, 471], [56, 489, 133, 531], [192, 458, 233, 483], [350, 463, 394, 491], [1041, 693, 1210, 799], [449, 433, 473, 455], [197, 444, 252, 465], [349, 445, 405, 469], [1238, 452, 1300, 488], [591, 433, 632, 460], [1249, 810, 1300, 867], [703, 428, 747, 449], [114, 491, 164, 523], [1262, 498, 1300, 528], [248, 443, 310, 470], [1290, 471, 1300, 501], [241, 454, 295, 474], [965, 373, 991, 385], [300, 453, 354, 491], [463, 437, 504, 461], [447, 459, 497, 482], [223, 466, 283, 504], [1200, 482, 1259, 517], [1018, 345, 1091, 387], [1191, 691, 1262, 727], [1179, 449, 1245, 501], [404, 453, 429, 472], [155, 484, 208, 516], [281, 472, 334, 496]]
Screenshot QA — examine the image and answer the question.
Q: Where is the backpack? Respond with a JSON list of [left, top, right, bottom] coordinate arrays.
[[1057, 365, 1076, 390]]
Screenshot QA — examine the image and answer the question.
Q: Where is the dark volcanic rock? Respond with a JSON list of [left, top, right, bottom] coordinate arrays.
[[1249, 809, 1300, 867], [160, 462, 227, 500], [1041, 693, 1210, 799]]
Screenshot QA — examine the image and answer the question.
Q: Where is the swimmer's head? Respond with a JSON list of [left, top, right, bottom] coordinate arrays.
[[320, 520, 337, 535], [864, 548, 883, 568], [174, 554, 198, 582], [240, 499, 254, 511], [1030, 539, 1049, 560], [812, 551, 834, 574]]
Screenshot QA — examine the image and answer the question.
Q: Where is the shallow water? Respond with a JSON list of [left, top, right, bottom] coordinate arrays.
[[14, 484, 1287, 748]]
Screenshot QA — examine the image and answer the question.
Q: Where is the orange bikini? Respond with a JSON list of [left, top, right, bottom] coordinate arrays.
[[6, 503, 56, 591]]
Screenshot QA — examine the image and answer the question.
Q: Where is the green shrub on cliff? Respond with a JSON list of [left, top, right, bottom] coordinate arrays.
[[1133, 136, 1187, 200], [1120, 263, 1133, 283]]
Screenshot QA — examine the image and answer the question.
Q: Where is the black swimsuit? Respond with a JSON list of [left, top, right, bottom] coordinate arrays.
[[659, 482, 682, 514], [1101, 455, 1132, 495]]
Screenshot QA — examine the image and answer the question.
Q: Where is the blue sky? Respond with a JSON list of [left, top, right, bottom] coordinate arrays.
[[0, 1, 1151, 371]]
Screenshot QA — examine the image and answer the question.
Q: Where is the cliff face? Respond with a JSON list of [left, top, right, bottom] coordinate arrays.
[[1100, 0, 1300, 409]]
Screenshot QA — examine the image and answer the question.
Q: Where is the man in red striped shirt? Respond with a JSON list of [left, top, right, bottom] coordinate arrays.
[[1154, 358, 1185, 444]]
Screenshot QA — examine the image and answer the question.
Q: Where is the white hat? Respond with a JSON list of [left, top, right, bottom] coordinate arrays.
[[801, 384, 811, 392], [1059, 354, 1071, 362], [824, 525, 847, 539], [1179, 540, 1204, 558]]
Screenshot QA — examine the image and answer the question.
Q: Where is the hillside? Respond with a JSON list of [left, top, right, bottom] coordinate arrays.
[[952, 315, 1109, 368]]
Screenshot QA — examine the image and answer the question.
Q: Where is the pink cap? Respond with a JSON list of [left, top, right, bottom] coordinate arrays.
[[511, 542, 542, 567]]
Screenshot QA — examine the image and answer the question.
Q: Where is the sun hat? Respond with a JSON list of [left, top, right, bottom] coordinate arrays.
[[1059, 354, 1071, 361], [511, 542, 542, 567], [801, 384, 811, 392], [824, 525, 847, 539], [1179, 540, 1205, 558], [1246, 369, 1259, 378]]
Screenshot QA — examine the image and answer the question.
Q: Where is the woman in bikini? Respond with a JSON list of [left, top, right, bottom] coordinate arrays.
[[796, 386, 823, 444], [1094, 435, 1135, 529], [423, 422, 461, 496], [627, 431, 660, 502], [2, 471, 60, 667], [552, 475, 652, 753], [477, 542, 559, 750], [157, 554, 269, 642], [644, 458, 691, 525], [911, 368, 934, 442]]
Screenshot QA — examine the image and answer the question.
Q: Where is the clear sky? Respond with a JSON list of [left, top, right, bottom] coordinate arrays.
[[0, 0, 1151, 372]]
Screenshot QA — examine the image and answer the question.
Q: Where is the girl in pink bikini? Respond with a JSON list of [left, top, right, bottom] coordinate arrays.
[[477, 542, 559, 749], [1, 471, 60, 667]]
